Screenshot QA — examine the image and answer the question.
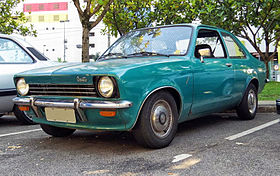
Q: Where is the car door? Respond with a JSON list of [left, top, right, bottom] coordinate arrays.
[[220, 32, 249, 103], [0, 37, 35, 113], [191, 28, 234, 117]]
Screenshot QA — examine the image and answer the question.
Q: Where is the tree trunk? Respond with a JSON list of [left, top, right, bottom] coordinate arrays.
[[82, 27, 90, 63], [264, 60, 270, 79]]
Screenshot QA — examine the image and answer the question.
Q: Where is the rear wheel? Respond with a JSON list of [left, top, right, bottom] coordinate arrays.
[[236, 84, 258, 120], [133, 91, 178, 149], [14, 105, 35, 125], [40, 124, 76, 137]]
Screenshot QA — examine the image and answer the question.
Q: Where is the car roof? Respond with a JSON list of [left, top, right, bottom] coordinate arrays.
[[131, 23, 228, 33], [0, 34, 33, 48]]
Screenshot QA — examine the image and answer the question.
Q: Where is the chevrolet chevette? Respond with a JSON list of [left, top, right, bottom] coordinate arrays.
[[13, 24, 266, 148]]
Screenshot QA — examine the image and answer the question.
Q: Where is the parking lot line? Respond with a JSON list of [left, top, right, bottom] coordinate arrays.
[[225, 119, 280, 141], [0, 129, 41, 138], [172, 154, 192, 163]]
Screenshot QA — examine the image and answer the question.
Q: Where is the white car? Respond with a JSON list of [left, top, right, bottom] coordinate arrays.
[[0, 34, 59, 124]]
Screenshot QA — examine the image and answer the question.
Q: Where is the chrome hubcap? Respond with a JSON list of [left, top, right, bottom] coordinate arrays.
[[150, 100, 173, 138], [248, 89, 257, 114]]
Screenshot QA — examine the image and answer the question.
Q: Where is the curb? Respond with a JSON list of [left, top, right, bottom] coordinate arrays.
[[258, 105, 276, 113], [258, 101, 276, 113]]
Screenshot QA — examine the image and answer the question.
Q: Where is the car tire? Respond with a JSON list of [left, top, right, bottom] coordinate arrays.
[[14, 105, 36, 125], [133, 91, 178, 149], [0, 114, 3, 117], [40, 124, 76, 137], [236, 84, 258, 120]]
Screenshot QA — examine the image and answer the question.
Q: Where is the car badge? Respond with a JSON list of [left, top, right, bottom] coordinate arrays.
[[76, 76, 88, 83]]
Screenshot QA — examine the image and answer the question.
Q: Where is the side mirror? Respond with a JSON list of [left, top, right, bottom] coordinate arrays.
[[198, 48, 211, 63]]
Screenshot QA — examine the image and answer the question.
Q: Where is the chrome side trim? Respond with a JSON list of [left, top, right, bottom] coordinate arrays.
[[129, 86, 182, 130], [13, 97, 132, 110]]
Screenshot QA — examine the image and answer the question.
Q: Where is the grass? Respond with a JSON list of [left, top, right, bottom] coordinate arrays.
[[259, 81, 280, 101]]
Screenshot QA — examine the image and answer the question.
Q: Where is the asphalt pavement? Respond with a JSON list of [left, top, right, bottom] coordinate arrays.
[[0, 112, 279, 176]]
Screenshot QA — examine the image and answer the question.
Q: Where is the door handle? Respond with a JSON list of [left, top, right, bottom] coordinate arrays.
[[225, 63, 232, 67]]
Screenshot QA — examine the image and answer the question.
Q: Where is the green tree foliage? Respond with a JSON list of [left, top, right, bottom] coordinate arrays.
[[197, 0, 280, 78], [153, 0, 199, 25], [73, 0, 113, 62], [0, 0, 36, 36], [103, 0, 153, 37], [103, 0, 199, 36]]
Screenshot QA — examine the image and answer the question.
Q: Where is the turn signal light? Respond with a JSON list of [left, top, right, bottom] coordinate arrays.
[[18, 106, 30, 111], [99, 111, 116, 117]]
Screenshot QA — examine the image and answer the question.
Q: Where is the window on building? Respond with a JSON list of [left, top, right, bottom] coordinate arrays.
[[52, 49, 55, 51], [89, 44, 95, 48], [39, 16, 44, 22], [53, 15, 59, 22], [26, 16, 32, 22], [26, 5, 32, 11], [52, 27, 55, 30], [89, 32, 95, 37], [39, 4, 44, 10], [53, 3, 59, 9]]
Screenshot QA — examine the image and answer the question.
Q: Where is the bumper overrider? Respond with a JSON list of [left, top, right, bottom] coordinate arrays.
[[13, 97, 133, 122]]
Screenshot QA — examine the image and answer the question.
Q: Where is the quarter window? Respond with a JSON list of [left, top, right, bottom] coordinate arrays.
[[221, 32, 245, 58], [0, 38, 33, 63]]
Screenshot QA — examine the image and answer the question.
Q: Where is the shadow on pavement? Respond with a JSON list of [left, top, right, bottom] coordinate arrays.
[[18, 113, 240, 153], [0, 115, 21, 127]]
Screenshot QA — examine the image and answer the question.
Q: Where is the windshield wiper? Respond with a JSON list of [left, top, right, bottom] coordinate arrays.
[[99, 52, 126, 60], [126, 51, 170, 57]]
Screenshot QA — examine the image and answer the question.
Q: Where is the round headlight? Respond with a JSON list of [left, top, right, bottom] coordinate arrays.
[[16, 78, 29, 96], [97, 76, 114, 98]]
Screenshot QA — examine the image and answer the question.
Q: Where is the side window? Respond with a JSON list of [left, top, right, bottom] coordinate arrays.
[[195, 29, 226, 58], [0, 38, 33, 63], [221, 32, 245, 58]]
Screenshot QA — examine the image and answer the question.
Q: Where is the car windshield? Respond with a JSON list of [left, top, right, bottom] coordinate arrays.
[[99, 26, 192, 60]]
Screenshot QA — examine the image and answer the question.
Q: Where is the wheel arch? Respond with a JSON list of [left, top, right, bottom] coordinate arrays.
[[238, 78, 259, 107], [248, 78, 259, 92], [131, 86, 182, 130]]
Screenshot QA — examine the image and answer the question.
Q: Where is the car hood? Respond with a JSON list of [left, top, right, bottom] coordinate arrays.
[[17, 57, 183, 77]]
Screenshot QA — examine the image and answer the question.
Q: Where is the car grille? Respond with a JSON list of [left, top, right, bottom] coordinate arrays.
[[27, 84, 97, 97]]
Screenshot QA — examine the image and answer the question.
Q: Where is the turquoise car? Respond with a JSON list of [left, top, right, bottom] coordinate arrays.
[[13, 24, 266, 148]]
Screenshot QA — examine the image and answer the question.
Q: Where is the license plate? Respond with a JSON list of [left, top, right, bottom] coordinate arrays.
[[45, 108, 76, 123]]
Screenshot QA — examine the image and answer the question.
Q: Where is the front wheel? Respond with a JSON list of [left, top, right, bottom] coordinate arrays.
[[40, 124, 76, 137], [236, 84, 258, 120], [133, 91, 178, 149], [14, 105, 35, 125]]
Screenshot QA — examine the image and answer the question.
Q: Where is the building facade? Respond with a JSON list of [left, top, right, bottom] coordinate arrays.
[[16, 0, 116, 62]]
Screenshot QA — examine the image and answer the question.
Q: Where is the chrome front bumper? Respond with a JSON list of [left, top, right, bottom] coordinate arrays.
[[13, 97, 133, 122]]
